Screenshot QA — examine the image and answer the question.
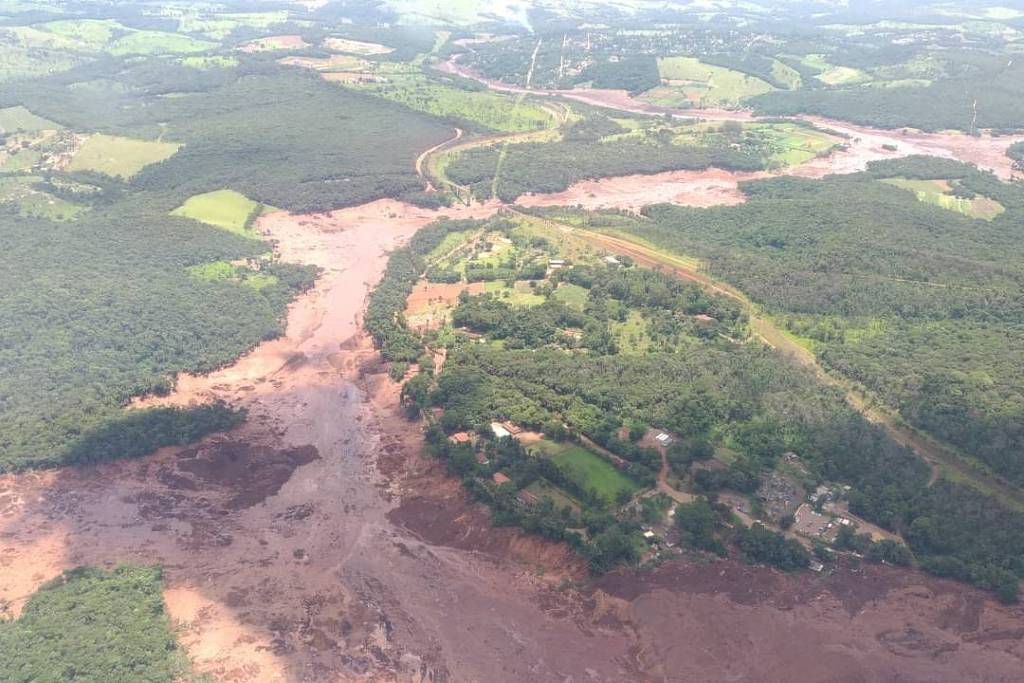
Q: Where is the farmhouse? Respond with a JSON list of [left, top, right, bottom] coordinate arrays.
[[493, 472, 512, 485], [491, 422, 512, 439], [655, 432, 673, 446]]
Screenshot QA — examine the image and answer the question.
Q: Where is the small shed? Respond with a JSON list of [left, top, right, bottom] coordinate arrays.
[[493, 472, 511, 485]]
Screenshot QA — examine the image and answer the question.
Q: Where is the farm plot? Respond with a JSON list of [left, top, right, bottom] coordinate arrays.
[[336, 67, 556, 133], [171, 189, 268, 236], [642, 57, 774, 108], [800, 54, 870, 86], [181, 55, 239, 69], [541, 441, 640, 503], [107, 30, 215, 55], [522, 478, 582, 514], [0, 106, 60, 134], [881, 177, 1005, 220], [68, 134, 180, 179], [0, 176, 84, 220], [405, 280, 485, 331], [239, 35, 309, 52]]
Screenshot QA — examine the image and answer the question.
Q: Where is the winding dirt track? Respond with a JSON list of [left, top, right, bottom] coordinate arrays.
[[2, 66, 1024, 682]]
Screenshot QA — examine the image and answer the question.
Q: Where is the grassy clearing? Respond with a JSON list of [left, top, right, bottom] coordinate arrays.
[[523, 478, 582, 513], [171, 189, 263, 235], [669, 120, 840, 168], [40, 18, 122, 49], [800, 54, 870, 85], [645, 56, 774, 107], [107, 30, 215, 55], [239, 35, 309, 52], [483, 280, 546, 306], [69, 134, 180, 179], [337, 66, 556, 133], [882, 178, 1005, 220], [611, 309, 652, 354], [552, 282, 589, 310], [0, 176, 84, 220], [771, 59, 802, 89], [0, 106, 60, 133], [187, 260, 278, 290], [550, 443, 640, 502], [181, 54, 239, 69]]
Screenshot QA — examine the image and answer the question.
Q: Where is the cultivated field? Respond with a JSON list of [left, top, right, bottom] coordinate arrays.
[[643, 57, 774, 108], [882, 177, 1005, 220], [68, 134, 180, 179], [171, 189, 266, 236]]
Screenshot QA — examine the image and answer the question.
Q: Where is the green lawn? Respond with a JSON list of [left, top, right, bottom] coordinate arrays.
[[643, 57, 774, 108], [549, 443, 640, 502], [69, 134, 180, 179], [339, 67, 556, 133], [483, 280, 546, 306], [523, 478, 582, 514], [552, 282, 588, 310], [171, 189, 264, 235], [882, 177, 1005, 220], [107, 30, 216, 55], [0, 106, 61, 133], [611, 309, 652, 354], [181, 54, 239, 69], [0, 176, 85, 221]]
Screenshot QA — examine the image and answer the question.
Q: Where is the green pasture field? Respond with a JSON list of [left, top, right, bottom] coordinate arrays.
[[771, 59, 802, 89], [107, 30, 216, 55], [643, 57, 774, 107], [0, 106, 61, 133], [171, 189, 264, 235], [882, 177, 1005, 220], [0, 33, 80, 81], [483, 280, 546, 306], [339, 67, 556, 133], [181, 54, 239, 69], [670, 120, 840, 167], [799, 54, 870, 85], [552, 282, 588, 310], [0, 176, 84, 221], [40, 18, 122, 49], [69, 134, 180, 179], [425, 228, 478, 262], [610, 309, 652, 354], [539, 441, 640, 502], [186, 260, 278, 290], [523, 478, 582, 514]]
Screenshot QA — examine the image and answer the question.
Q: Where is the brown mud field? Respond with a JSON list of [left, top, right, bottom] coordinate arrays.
[[3, 195, 1024, 681]]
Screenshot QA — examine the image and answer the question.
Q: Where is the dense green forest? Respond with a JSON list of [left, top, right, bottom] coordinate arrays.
[[608, 157, 1024, 490], [751, 56, 1024, 133], [0, 566, 194, 682]]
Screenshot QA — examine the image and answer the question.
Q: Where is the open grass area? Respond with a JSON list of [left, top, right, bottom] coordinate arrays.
[[799, 54, 870, 86], [171, 189, 264, 235], [483, 280, 546, 306], [611, 309, 652, 354], [0, 176, 85, 221], [669, 120, 840, 168], [186, 260, 278, 290], [523, 478, 582, 514], [181, 54, 239, 69], [108, 30, 215, 55], [0, 105, 60, 133], [644, 56, 774, 108], [552, 282, 589, 310], [882, 177, 1005, 220], [546, 442, 640, 503], [69, 134, 180, 179], [335, 65, 556, 133]]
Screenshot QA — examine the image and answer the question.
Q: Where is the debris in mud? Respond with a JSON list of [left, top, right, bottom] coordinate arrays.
[[176, 441, 319, 510]]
